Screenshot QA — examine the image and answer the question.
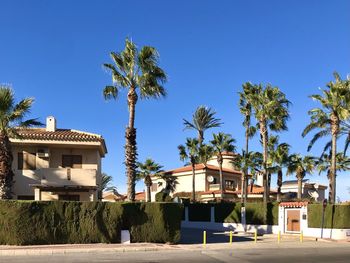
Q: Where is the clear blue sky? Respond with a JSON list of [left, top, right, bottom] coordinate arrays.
[[1, 0, 350, 200]]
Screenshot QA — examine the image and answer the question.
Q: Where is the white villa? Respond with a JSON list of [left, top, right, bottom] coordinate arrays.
[[10, 116, 107, 201]]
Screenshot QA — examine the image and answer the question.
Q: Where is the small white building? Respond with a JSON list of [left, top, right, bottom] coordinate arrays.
[[281, 179, 327, 201]]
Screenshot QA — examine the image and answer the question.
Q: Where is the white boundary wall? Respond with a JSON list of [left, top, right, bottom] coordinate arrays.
[[182, 206, 350, 240]]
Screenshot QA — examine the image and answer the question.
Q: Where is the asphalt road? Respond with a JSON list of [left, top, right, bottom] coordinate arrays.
[[1, 246, 350, 263]]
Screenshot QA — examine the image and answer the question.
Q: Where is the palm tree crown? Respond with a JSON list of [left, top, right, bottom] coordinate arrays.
[[287, 154, 316, 199], [183, 106, 222, 145], [0, 86, 42, 199], [136, 158, 164, 202], [103, 38, 167, 201], [302, 72, 350, 203]]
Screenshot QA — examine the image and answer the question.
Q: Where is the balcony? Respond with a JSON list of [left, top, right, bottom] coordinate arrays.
[[37, 168, 97, 187], [208, 183, 237, 191]]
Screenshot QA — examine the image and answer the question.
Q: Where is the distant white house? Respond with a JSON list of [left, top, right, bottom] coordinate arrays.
[[281, 179, 327, 201]]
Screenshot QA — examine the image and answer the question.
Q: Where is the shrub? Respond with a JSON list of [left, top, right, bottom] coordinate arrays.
[[155, 191, 172, 202], [308, 204, 350, 229], [0, 201, 183, 245], [188, 203, 211, 221]]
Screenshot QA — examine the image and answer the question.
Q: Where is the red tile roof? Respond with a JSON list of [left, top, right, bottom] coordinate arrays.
[[279, 201, 308, 207], [234, 184, 277, 194], [14, 128, 105, 143], [164, 163, 242, 175], [201, 190, 237, 195]]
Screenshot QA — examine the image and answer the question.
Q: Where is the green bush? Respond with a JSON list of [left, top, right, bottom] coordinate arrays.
[[308, 204, 350, 229], [0, 201, 183, 245], [188, 203, 211, 221], [155, 192, 172, 202]]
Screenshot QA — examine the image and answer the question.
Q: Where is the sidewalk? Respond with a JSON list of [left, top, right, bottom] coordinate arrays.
[[0, 235, 349, 256]]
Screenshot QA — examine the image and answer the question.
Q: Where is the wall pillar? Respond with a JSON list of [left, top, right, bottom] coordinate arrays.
[[34, 188, 41, 201], [184, 207, 189, 222], [278, 205, 285, 233], [210, 206, 215, 223]]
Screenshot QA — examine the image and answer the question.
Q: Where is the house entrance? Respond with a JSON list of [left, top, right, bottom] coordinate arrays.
[[286, 209, 300, 232]]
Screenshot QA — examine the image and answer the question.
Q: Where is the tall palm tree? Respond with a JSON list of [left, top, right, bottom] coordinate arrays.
[[267, 136, 290, 202], [210, 133, 236, 196], [103, 38, 167, 201], [0, 86, 42, 199], [302, 72, 350, 203], [238, 82, 257, 205], [183, 106, 222, 145], [232, 151, 263, 204], [178, 138, 201, 201], [316, 151, 350, 201], [136, 158, 163, 202], [287, 154, 316, 199], [249, 84, 290, 204]]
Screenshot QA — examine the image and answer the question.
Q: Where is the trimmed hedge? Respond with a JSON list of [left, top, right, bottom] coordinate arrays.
[[0, 201, 183, 245], [188, 203, 211, 222], [308, 204, 350, 229], [214, 203, 241, 223]]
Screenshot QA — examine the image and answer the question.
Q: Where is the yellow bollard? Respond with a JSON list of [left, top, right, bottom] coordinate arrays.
[[300, 230, 303, 243], [229, 231, 233, 244], [254, 229, 257, 243], [277, 231, 281, 244], [203, 231, 206, 247]]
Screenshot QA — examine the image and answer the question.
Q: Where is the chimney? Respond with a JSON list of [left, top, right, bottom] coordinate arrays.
[[46, 116, 56, 132], [255, 171, 264, 187]]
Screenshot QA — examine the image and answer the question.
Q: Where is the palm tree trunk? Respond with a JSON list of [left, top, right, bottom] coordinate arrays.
[[241, 170, 245, 204], [218, 155, 224, 198], [126, 89, 138, 201], [0, 132, 14, 199], [146, 185, 151, 202], [198, 131, 204, 146], [277, 169, 283, 202], [191, 162, 196, 202], [260, 119, 269, 204], [297, 174, 303, 199], [329, 116, 339, 204]]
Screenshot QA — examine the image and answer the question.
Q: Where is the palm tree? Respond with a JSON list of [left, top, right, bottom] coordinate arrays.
[[210, 133, 236, 196], [267, 136, 290, 202], [100, 173, 117, 192], [0, 85, 42, 199], [183, 106, 222, 145], [249, 84, 290, 204], [232, 151, 263, 204], [302, 72, 350, 203], [287, 154, 316, 199], [136, 158, 163, 202], [103, 38, 167, 201], [316, 151, 350, 201], [238, 82, 257, 204], [178, 138, 201, 201], [158, 173, 178, 194]]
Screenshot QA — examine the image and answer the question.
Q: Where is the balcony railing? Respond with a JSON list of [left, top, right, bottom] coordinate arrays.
[[37, 168, 97, 187], [208, 183, 236, 191]]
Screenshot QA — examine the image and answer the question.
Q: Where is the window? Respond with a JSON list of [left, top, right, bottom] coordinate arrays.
[[18, 152, 36, 170], [58, 195, 80, 201], [151, 183, 158, 192], [225, 180, 236, 190], [62, 155, 82, 168]]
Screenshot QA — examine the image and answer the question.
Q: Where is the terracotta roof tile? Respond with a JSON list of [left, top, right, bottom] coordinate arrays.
[[279, 201, 308, 207], [14, 128, 104, 143], [234, 184, 277, 194], [164, 163, 242, 175]]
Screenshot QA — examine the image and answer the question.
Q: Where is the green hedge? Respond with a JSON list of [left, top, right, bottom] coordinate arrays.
[[245, 203, 278, 225], [214, 203, 241, 223], [308, 204, 350, 229], [0, 201, 183, 245], [188, 203, 211, 221]]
